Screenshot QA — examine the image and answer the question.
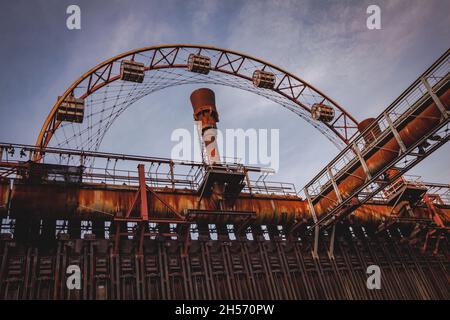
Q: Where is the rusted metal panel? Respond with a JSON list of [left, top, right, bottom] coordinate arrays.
[[0, 179, 10, 217], [7, 181, 450, 228], [10, 182, 79, 219], [9, 181, 306, 223]]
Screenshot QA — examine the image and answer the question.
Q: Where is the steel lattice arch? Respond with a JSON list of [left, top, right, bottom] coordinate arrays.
[[35, 44, 359, 161]]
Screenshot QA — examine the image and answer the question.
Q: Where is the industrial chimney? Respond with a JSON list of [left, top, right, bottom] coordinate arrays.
[[190, 88, 221, 165]]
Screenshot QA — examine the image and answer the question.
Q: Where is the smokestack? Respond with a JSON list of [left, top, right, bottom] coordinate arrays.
[[190, 88, 221, 165], [358, 118, 381, 145]]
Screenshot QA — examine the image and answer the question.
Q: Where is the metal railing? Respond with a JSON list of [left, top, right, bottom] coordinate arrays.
[[0, 142, 297, 197], [302, 48, 450, 233]]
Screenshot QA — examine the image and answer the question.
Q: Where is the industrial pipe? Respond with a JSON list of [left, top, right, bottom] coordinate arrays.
[[313, 86, 450, 220]]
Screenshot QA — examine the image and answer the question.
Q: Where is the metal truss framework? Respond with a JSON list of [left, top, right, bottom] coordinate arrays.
[[301, 49, 450, 258], [35, 44, 359, 165]]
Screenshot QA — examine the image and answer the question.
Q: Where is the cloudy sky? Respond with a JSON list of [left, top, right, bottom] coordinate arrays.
[[0, 0, 449, 188]]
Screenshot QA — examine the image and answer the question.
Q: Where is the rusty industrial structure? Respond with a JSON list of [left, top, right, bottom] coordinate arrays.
[[0, 45, 449, 300]]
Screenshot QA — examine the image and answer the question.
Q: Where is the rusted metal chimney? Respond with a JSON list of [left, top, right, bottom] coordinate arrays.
[[358, 118, 381, 144], [190, 88, 221, 165]]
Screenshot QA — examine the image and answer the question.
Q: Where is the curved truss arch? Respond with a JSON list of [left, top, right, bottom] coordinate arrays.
[[35, 44, 359, 163]]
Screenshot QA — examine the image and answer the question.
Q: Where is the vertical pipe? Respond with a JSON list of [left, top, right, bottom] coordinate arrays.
[[190, 88, 221, 165]]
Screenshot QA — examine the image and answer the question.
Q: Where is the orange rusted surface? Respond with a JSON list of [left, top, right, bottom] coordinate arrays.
[[190, 88, 219, 130], [10, 182, 305, 223], [357, 117, 381, 144], [0, 179, 10, 217], [10, 182, 79, 218], [8, 181, 450, 227]]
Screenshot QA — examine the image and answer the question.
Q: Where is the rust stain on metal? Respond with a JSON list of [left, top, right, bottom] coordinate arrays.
[[0, 179, 10, 217], [8, 181, 450, 228]]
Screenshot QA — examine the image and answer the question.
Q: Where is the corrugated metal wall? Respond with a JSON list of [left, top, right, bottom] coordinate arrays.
[[0, 224, 448, 300]]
